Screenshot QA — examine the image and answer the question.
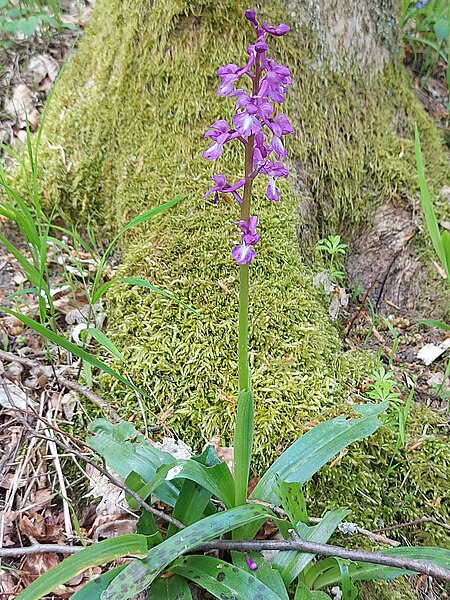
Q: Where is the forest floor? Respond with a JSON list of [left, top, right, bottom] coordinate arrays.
[[0, 9, 449, 600]]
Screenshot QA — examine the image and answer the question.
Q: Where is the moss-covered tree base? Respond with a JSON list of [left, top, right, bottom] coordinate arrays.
[[37, 0, 449, 557]]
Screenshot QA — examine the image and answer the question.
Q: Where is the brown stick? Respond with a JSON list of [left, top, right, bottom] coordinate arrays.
[[374, 517, 450, 534], [197, 537, 450, 582], [344, 272, 380, 337], [1, 536, 449, 582], [247, 499, 399, 547]]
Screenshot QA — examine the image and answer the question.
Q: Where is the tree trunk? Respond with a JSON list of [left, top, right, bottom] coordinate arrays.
[[39, 0, 449, 565]]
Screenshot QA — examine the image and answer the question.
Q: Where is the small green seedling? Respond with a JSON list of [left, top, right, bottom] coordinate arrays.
[[315, 234, 348, 284]]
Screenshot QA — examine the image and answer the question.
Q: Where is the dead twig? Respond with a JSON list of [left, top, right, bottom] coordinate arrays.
[[345, 272, 380, 337], [0, 542, 86, 558], [374, 517, 450, 534], [197, 535, 450, 582], [247, 499, 399, 546], [1, 535, 449, 582]]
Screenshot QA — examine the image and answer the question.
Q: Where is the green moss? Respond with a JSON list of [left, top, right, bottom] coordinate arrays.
[[310, 403, 449, 545], [36, 0, 450, 546], [359, 579, 417, 600]]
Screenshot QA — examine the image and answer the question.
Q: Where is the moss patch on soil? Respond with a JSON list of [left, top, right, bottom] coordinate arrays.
[[36, 0, 450, 547]]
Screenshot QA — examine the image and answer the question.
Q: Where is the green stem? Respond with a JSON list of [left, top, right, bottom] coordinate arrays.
[[233, 53, 261, 510], [238, 264, 250, 390]]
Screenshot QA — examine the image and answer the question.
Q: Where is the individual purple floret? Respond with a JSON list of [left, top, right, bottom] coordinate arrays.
[[203, 174, 246, 204], [414, 0, 432, 9], [203, 9, 293, 265], [245, 555, 258, 570], [232, 216, 260, 265]]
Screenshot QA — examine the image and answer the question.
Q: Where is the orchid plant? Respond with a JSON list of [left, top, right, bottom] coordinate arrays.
[[19, 10, 450, 600], [202, 9, 294, 508]]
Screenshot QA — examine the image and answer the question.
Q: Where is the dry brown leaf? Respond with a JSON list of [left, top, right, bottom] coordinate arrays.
[[20, 552, 60, 587], [67, 566, 102, 587], [91, 513, 138, 541], [32, 488, 54, 510], [432, 259, 446, 279], [1, 315, 24, 337], [0, 510, 19, 546], [28, 54, 59, 85], [61, 390, 79, 420], [0, 380, 36, 410], [247, 476, 259, 496], [85, 464, 127, 516], [5, 84, 39, 130], [0, 569, 17, 599], [20, 513, 47, 541]]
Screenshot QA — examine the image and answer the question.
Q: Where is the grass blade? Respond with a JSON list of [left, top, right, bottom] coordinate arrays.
[[415, 125, 446, 269]]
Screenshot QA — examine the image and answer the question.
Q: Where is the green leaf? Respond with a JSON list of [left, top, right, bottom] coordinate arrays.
[[434, 18, 449, 44], [15, 535, 148, 600], [166, 446, 222, 537], [6, 287, 38, 299], [251, 403, 387, 504], [273, 508, 349, 586], [171, 555, 285, 600], [91, 280, 115, 304], [124, 470, 170, 511], [15, 16, 39, 36], [136, 509, 164, 545], [295, 582, 331, 599], [0, 234, 43, 289], [147, 574, 192, 598], [71, 566, 126, 600], [88, 419, 180, 507], [231, 551, 289, 599], [167, 458, 235, 509], [234, 387, 254, 508], [419, 319, 450, 330], [121, 277, 198, 314], [0, 309, 145, 399], [310, 547, 450, 589], [415, 125, 446, 269], [101, 504, 273, 599], [441, 229, 450, 279], [82, 327, 126, 362], [336, 559, 358, 600], [61, 20, 78, 30], [275, 477, 308, 525]]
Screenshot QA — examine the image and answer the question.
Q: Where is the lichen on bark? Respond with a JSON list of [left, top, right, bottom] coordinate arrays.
[[36, 0, 449, 550]]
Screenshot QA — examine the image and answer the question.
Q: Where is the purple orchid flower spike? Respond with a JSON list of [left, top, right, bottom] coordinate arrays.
[[259, 161, 289, 202], [202, 9, 293, 264]]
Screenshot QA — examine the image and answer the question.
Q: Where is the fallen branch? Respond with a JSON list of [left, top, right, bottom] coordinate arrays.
[[197, 535, 450, 582], [0, 543, 82, 558], [1, 535, 449, 582], [374, 517, 450, 534], [247, 499, 399, 547]]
